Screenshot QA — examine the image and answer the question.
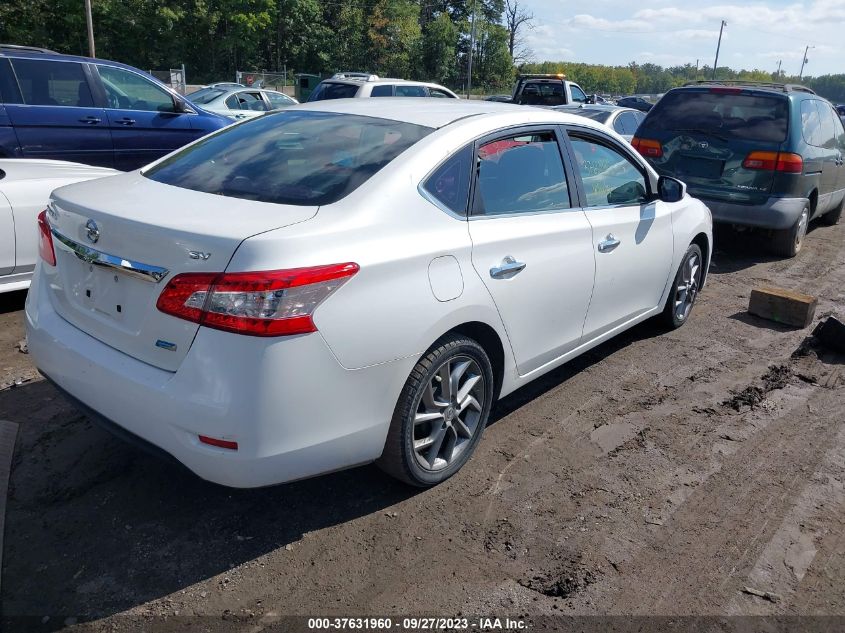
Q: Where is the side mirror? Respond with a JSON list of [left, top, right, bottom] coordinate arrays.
[[657, 175, 686, 203]]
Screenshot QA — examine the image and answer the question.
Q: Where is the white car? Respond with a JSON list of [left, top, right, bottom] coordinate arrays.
[[308, 74, 459, 101], [25, 100, 712, 488], [552, 104, 646, 142], [186, 86, 298, 120], [1, 159, 118, 293]]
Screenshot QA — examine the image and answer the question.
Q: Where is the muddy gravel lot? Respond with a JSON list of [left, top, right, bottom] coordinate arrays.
[[1, 220, 844, 631]]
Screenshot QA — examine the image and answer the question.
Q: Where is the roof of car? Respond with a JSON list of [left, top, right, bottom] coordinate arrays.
[[293, 98, 608, 130], [555, 104, 625, 113], [0, 47, 142, 73]]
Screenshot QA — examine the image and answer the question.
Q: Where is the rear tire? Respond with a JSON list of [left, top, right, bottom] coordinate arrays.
[[661, 243, 703, 329], [819, 197, 843, 226], [772, 203, 810, 257], [377, 334, 494, 487]]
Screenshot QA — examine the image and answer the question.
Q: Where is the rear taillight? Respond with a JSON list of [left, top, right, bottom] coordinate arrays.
[[156, 263, 359, 337], [632, 137, 663, 159], [37, 209, 56, 266], [742, 151, 803, 174]]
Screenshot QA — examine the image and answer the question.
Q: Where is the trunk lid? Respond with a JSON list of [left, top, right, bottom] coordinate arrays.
[[45, 172, 317, 371]]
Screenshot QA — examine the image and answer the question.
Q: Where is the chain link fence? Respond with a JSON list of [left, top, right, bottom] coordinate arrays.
[[149, 67, 186, 94], [235, 70, 290, 91]]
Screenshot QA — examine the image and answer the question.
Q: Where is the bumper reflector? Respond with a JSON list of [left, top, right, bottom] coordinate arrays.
[[198, 435, 238, 450]]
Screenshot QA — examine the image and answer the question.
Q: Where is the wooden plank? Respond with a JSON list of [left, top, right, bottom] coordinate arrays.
[[0, 420, 19, 602], [748, 286, 818, 328]]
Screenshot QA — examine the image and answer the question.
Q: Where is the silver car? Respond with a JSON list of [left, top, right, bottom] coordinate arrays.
[[186, 86, 298, 120]]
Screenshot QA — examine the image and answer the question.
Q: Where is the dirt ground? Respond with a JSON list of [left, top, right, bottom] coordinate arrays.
[[1, 219, 844, 632]]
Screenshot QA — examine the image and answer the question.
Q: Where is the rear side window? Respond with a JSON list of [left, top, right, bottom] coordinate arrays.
[[11, 59, 95, 107], [422, 145, 472, 215], [802, 100, 835, 148], [395, 85, 428, 97], [145, 111, 432, 206], [475, 132, 570, 215], [307, 82, 359, 101], [370, 85, 394, 97], [642, 90, 788, 143]]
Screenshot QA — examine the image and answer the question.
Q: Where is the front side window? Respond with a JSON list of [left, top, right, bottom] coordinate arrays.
[[266, 91, 294, 108], [614, 111, 639, 136], [145, 111, 432, 206], [422, 145, 472, 214], [570, 85, 587, 103], [395, 85, 428, 97], [370, 85, 394, 97], [569, 135, 649, 207], [229, 91, 267, 111], [11, 59, 94, 107], [475, 132, 570, 215], [429, 88, 454, 98], [188, 88, 225, 105], [97, 65, 176, 112]]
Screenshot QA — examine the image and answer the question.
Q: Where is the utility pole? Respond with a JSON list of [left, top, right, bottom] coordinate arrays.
[[84, 0, 96, 57], [776, 59, 782, 78], [799, 45, 814, 80], [712, 20, 727, 80], [466, 0, 477, 98]]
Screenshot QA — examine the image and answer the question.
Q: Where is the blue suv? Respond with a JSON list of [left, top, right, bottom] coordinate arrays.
[[0, 45, 231, 170]]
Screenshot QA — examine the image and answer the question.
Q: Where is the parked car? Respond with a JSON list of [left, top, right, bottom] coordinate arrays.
[[307, 74, 459, 101], [0, 44, 231, 170], [511, 74, 588, 107], [185, 86, 298, 120], [26, 100, 711, 488], [205, 82, 246, 89], [553, 104, 645, 141], [485, 94, 513, 103], [586, 94, 615, 105], [0, 159, 117, 293], [633, 81, 845, 257], [616, 96, 653, 112]]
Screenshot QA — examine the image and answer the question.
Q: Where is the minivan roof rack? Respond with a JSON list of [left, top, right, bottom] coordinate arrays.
[[683, 80, 815, 95], [0, 44, 58, 54], [331, 72, 380, 81]]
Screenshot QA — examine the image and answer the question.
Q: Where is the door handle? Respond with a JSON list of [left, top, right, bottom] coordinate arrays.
[[78, 116, 101, 124], [490, 255, 527, 279], [117, 118, 136, 125], [598, 234, 621, 253]]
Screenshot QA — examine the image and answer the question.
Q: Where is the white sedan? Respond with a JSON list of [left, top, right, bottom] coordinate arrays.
[[1, 159, 118, 293], [186, 86, 298, 120], [25, 100, 712, 488]]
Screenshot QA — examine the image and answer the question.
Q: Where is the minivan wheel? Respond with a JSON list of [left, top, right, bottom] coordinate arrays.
[[377, 334, 494, 487], [661, 243, 703, 329], [772, 204, 810, 257]]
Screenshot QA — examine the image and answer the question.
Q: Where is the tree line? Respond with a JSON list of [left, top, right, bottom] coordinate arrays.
[[1, 0, 844, 101]]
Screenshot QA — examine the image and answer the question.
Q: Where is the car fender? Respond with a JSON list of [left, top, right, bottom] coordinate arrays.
[[660, 195, 713, 307]]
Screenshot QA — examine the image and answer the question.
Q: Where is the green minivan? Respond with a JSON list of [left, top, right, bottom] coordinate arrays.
[[633, 81, 845, 256]]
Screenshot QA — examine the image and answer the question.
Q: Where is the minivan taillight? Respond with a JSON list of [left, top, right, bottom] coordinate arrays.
[[156, 263, 359, 336], [742, 151, 803, 174], [37, 209, 56, 266], [632, 137, 663, 159]]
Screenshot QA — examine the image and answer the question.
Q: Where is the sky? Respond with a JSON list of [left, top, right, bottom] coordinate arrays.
[[521, 0, 844, 76]]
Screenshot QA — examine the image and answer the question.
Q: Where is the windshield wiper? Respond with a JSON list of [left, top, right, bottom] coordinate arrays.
[[670, 127, 729, 141]]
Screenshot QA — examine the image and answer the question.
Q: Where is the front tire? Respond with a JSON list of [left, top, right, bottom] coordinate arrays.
[[377, 334, 494, 487], [661, 243, 703, 329], [772, 203, 810, 257]]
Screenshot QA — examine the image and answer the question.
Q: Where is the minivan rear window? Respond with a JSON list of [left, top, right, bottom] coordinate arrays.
[[144, 111, 432, 206], [641, 91, 788, 143], [307, 82, 359, 102]]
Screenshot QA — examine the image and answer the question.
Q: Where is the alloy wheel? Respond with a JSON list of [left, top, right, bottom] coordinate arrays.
[[794, 207, 809, 252], [674, 251, 702, 322], [412, 356, 486, 472]]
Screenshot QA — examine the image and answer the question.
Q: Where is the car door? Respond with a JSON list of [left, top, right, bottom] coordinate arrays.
[[831, 106, 845, 203], [467, 127, 596, 376], [567, 129, 674, 340], [94, 64, 198, 171], [4, 57, 113, 167], [0, 189, 13, 275]]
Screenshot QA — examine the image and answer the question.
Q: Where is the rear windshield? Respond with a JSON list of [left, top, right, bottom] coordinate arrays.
[[144, 111, 432, 206], [642, 90, 788, 143], [574, 110, 612, 124], [307, 82, 359, 102], [186, 88, 225, 104], [519, 81, 565, 106]]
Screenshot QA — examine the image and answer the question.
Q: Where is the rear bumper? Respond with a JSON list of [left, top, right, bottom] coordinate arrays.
[[698, 195, 807, 230], [24, 267, 413, 487]]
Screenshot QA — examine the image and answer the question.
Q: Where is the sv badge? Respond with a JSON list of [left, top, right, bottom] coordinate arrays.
[[188, 251, 211, 260]]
